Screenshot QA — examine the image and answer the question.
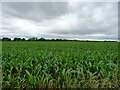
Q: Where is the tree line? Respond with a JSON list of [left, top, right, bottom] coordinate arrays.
[[0, 37, 117, 42], [0, 37, 70, 41]]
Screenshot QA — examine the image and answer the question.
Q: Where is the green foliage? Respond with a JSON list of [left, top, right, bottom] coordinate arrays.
[[2, 37, 11, 41], [2, 41, 118, 88], [13, 38, 25, 41]]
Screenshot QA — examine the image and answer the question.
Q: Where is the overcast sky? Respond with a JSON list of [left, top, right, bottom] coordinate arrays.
[[1, 2, 118, 41]]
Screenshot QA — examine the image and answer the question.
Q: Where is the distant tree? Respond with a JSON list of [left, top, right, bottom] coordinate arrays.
[[13, 38, 23, 41], [63, 39, 68, 41], [104, 40, 107, 42], [56, 39, 63, 41], [27, 37, 38, 41], [51, 39, 55, 41], [38, 37, 45, 41], [27, 38, 32, 41], [2, 37, 11, 41], [21, 38, 26, 41], [45, 39, 49, 41]]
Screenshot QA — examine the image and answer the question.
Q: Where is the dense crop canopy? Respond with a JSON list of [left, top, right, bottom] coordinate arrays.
[[2, 41, 118, 88]]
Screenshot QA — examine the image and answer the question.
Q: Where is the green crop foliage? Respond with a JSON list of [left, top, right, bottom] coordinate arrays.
[[2, 41, 118, 88]]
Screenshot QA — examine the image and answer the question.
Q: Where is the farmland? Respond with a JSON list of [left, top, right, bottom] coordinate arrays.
[[2, 41, 118, 88]]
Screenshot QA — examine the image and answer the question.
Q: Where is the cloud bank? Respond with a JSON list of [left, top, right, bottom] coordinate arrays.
[[1, 2, 118, 41]]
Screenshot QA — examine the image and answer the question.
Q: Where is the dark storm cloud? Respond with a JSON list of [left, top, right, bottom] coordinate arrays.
[[1, 2, 118, 41]]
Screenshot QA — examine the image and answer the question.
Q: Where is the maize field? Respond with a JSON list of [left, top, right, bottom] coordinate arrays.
[[2, 41, 119, 88]]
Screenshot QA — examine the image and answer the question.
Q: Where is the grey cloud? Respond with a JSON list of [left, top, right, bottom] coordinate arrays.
[[1, 2, 118, 41], [2, 2, 68, 22], [48, 2, 117, 38]]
